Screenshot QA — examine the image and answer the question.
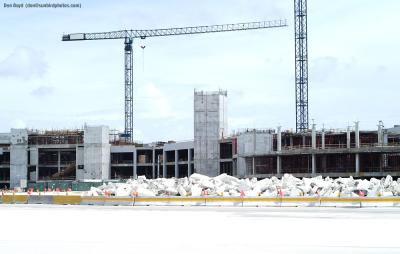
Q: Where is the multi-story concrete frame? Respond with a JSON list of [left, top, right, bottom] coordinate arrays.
[[237, 123, 400, 178]]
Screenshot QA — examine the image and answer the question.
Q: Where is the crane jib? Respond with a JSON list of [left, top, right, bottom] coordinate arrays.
[[61, 19, 287, 41]]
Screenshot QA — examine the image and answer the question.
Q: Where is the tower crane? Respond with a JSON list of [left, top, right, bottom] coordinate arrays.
[[62, 19, 288, 142]]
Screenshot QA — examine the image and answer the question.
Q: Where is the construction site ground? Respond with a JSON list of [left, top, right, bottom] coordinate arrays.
[[0, 205, 399, 254]]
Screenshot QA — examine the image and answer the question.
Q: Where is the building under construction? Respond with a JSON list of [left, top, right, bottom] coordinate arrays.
[[0, 90, 399, 188]]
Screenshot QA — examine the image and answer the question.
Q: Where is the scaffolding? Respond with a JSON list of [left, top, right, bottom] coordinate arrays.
[[28, 130, 84, 145]]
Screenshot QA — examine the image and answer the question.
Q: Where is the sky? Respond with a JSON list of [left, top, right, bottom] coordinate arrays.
[[0, 0, 399, 142]]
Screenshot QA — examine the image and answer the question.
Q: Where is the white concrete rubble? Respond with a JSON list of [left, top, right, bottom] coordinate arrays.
[[82, 173, 400, 197]]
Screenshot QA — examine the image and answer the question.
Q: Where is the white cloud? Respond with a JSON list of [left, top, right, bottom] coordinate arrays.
[[137, 83, 175, 119], [310, 56, 339, 83], [0, 47, 47, 80], [30, 86, 54, 97], [12, 119, 26, 129]]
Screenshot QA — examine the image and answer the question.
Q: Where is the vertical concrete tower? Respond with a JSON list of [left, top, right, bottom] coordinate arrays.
[[10, 129, 28, 188], [194, 90, 227, 176], [83, 126, 111, 180]]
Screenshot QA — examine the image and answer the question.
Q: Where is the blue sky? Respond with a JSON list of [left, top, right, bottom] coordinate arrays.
[[0, 0, 399, 142]]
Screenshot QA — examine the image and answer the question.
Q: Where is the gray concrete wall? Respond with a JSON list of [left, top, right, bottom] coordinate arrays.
[[10, 129, 28, 188], [164, 141, 193, 151], [386, 125, 400, 135], [236, 130, 273, 177], [76, 146, 84, 180], [83, 126, 110, 180], [194, 90, 227, 176], [237, 130, 273, 156], [236, 157, 246, 178], [0, 133, 11, 144], [110, 145, 135, 153], [29, 148, 38, 165]]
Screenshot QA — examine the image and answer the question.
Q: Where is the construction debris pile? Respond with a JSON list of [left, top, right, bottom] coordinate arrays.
[[84, 173, 400, 197]]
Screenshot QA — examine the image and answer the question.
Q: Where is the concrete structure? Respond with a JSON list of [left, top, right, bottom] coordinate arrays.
[[0, 121, 400, 189], [236, 129, 274, 177], [83, 126, 111, 180], [110, 141, 194, 180], [194, 90, 227, 176], [238, 123, 400, 179], [10, 129, 28, 188], [0, 91, 400, 188]]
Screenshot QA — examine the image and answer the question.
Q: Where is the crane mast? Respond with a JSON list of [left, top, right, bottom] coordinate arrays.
[[294, 0, 309, 132], [62, 19, 288, 142]]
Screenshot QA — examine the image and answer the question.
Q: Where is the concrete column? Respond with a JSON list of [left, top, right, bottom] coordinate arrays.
[[311, 124, 316, 175], [253, 129, 256, 154], [312, 124, 316, 149], [277, 156, 281, 175], [237, 157, 246, 178], [35, 148, 39, 182], [57, 150, 61, 173], [277, 126, 282, 175], [277, 126, 282, 151], [35, 164, 39, 182], [156, 155, 160, 178], [152, 148, 155, 179], [321, 128, 325, 149], [162, 150, 166, 178], [252, 156, 255, 175], [302, 135, 306, 148], [377, 121, 387, 170], [346, 126, 351, 149], [355, 121, 360, 175], [133, 150, 137, 179], [311, 154, 316, 175], [175, 150, 178, 178], [355, 153, 360, 174], [378, 121, 384, 146], [383, 132, 388, 168], [383, 133, 388, 145], [187, 149, 192, 177], [355, 121, 360, 148], [233, 159, 237, 176]]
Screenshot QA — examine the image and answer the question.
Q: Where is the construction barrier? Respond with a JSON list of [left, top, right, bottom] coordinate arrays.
[[133, 197, 206, 206], [1, 194, 13, 204], [359, 197, 400, 207], [320, 197, 362, 208], [27, 195, 53, 204], [1, 194, 29, 204], [280, 197, 321, 207], [52, 195, 81, 205], [2, 195, 400, 207], [168, 197, 206, 206], [205, 197, 243, 207], [243, 197, 283, 207], [103, 197, 134, 206], [80, 196, 106, 206]]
